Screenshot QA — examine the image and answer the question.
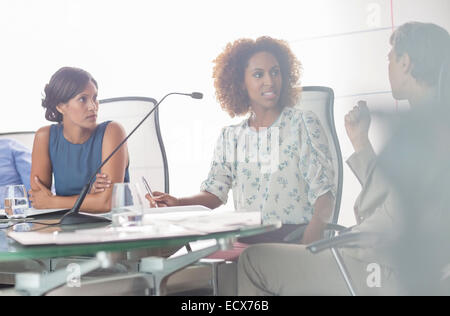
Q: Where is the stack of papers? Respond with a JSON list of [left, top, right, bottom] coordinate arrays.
[[143, 205, 212, 214], [8, 207, 264, 246]]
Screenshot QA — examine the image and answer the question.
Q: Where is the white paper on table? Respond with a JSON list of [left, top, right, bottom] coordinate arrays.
[[142, 205, 212, 214], [170, 212, 261, 233], [8, 210, 263, 246], [8, 223, 206, 246]]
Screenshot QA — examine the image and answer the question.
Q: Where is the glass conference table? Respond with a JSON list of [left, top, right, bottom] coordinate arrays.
[[0, 215, 280, 296]]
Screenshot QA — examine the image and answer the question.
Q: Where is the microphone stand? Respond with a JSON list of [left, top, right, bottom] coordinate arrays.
[[59, 92, 203, 225]]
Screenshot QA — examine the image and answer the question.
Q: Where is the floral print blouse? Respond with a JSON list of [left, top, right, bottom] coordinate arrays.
[[200, 106, 336, 224]]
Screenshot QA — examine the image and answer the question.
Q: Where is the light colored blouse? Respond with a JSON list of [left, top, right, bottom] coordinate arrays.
[[200, 106, 335, 224]]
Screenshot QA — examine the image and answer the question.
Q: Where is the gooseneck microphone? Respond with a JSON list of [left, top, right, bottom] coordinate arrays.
[[59, 92, 203, 225]]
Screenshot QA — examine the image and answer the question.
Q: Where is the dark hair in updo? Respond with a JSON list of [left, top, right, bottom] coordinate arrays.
[[41, 67, 98, 123]]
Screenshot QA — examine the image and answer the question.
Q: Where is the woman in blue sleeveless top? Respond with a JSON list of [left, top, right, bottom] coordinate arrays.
[[29, 67, 129, 213]]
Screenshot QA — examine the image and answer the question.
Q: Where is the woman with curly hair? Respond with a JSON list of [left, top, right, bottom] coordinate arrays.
[[149, 37, 335, 244]]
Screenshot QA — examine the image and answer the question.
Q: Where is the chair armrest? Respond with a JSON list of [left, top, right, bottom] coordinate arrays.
[[326, 223, 348, 232], [283, 223, 349, 243], [306, 232, 380, 254]]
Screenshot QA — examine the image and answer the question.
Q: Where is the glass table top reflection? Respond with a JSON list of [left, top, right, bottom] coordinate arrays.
[[0, 216, 280, 263]]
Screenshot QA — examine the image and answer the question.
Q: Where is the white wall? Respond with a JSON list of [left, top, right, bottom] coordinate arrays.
[[0, 0, 449, 226]]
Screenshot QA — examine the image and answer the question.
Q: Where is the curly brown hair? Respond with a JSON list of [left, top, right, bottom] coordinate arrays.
[[213, 36, 302, 117]]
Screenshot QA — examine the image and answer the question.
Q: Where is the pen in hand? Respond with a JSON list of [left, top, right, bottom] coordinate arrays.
[[142, 176, 158, 208]]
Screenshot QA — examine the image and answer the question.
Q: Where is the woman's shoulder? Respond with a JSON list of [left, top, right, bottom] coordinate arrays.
[[218, 119, 249, 138], [283, 106, 317, 120], [223, 117, 249, 131], [283, 106, 323, 127], [35, 125, 53, 139], [102, 120, 126, 139], [31, 125, 55, 149]]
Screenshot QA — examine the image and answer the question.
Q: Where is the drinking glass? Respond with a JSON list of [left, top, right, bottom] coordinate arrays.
[[111, 183, 144, 227], [4, 185, 29, 219]]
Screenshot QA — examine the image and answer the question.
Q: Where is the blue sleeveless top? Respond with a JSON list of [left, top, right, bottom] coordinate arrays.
[[49, 121, 130, 196]]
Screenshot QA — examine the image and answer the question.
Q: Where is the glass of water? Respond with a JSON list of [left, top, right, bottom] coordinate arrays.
[[4, 185, 29, 219], [111, 183, 144, 227]]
